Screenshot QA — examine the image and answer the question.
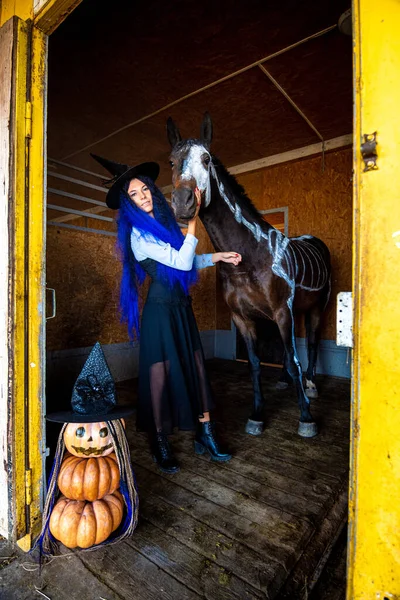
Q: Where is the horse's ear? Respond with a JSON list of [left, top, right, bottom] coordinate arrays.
[[200, 112, 213, 148], [167, 117, 182, 148]]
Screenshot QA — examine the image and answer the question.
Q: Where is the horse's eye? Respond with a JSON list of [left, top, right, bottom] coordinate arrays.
[[203, 155, 210, 166], [169, 161, 174, 168], [76, 427, 85, 438]]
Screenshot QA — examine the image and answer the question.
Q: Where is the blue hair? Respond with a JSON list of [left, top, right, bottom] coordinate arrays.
[[116, 176, 198, 339]]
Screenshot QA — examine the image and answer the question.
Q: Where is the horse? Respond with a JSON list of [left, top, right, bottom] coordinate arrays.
[[166, 113, 331, 438]]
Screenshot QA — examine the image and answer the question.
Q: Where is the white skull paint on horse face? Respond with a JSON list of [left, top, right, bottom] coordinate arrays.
[[167, 113, 213, 221]]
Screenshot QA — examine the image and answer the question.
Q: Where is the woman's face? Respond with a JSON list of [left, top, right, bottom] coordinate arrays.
[[127, 178, 154, 216]]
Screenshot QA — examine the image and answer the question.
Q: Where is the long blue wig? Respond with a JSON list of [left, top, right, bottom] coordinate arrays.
[[117, 176, 198, 340]]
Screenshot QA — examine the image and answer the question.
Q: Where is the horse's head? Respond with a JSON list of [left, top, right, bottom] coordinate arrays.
[[166, 112, 213, 221]]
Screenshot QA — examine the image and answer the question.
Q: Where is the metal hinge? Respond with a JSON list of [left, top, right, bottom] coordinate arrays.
[[25, 469, 32, 506], [25, 101, 32, 139], [361, 132, 378, 171]]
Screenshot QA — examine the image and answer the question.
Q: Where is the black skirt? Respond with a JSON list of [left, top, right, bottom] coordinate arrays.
[[137, 259, 214, 434]]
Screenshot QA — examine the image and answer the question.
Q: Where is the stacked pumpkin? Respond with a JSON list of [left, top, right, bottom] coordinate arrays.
[[49, 420, 125, 549], [36, 342, 138, 557]]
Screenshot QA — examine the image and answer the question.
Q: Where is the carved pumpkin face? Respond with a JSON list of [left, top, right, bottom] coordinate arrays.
[[64, 421, 124, 458]]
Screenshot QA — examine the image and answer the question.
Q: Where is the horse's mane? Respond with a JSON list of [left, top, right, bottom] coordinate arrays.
[[211, 154, 270, 226], [172, 138, 273, 230]]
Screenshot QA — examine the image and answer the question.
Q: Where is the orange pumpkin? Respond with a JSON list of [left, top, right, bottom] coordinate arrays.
[[63, 420, 125, 458], [58, 453, 120, 501], [49, 491, 124, 548]]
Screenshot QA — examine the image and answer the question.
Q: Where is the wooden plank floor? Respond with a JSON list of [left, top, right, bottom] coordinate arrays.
[[0, 359, 350, 600], [310, 525, 348, 600]]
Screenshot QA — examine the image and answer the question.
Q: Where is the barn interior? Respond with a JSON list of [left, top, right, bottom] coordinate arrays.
[[43, 0, 352, 597]]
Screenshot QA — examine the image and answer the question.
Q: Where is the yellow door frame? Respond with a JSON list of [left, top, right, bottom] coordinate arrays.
[[11, 15, 37, 550], [348, 0, 400, 597], [2, 1, 400, 590], [0, 0, 83, 549], [23, 22, 48, 551], [2, 14, 48, 551], [0, 0, 82, 34]]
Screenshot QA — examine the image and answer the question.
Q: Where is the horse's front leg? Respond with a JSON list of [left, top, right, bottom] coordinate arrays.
[[232, 314, 265, 436], [275, 306, 318, 438]]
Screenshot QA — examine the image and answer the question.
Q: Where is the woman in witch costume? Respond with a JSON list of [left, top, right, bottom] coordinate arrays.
[[91, 154, 242, 473]]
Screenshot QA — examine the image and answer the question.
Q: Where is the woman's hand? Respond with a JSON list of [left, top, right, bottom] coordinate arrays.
[[195, 187, 202, 211], [190, 187, 202, 220], [187, 187, 202, 235], [212, 252, 242, 266]]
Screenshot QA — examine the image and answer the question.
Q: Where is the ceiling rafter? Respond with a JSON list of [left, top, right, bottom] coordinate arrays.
[[257, 64, 324, 143], [62, 24, 337, 161]]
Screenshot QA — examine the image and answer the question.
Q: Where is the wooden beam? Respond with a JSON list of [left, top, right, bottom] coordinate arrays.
[[160, 134, 353, 195], [49, 135, 351, 224], [257, 64, 324, 143], [33, 0, 83, 35], [62, 24, 338, 161], [228, 134, 352, 176], [0, 0, 32, 26]]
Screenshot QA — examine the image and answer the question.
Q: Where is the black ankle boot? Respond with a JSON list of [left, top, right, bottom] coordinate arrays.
[[194, 422, 232, 462], [151, 433, 180, 474]]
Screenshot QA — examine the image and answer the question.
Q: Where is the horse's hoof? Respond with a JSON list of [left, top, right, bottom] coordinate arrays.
[[245, 419, 264, 436], [276, 381, 289, 390], [298, 421, 318, 438]]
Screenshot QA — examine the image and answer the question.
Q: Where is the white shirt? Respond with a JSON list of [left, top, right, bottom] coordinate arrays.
[[130, 227, 215, 271]]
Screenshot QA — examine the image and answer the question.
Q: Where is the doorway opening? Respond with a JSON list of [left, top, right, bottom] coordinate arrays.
[[41, 1, 353, 595]]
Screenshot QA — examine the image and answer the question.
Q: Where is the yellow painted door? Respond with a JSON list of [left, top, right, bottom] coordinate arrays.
[[0, 0, 83, 549], [348, 0, 400, 597], [0, 14, 47, 549], [23, 21, 48, 551]]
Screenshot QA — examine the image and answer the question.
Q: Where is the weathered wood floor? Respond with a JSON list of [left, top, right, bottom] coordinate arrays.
[[0, 359, 350, 600]]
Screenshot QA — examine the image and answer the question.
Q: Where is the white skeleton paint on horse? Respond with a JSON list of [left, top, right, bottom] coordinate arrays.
[[167, 113, 331, 437]]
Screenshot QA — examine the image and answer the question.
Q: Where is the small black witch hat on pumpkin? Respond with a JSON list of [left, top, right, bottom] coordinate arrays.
[[47, 341, 134, 423], [34, 342, 139, 559]]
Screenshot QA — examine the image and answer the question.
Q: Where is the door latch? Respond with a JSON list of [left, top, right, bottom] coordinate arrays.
[[361, 132, 378, 171], [46, 287, 56, 320]]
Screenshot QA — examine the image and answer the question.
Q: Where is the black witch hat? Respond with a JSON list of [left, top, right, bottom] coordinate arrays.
[[46, 342, 134, 423], [91, 154, 160, 210]]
